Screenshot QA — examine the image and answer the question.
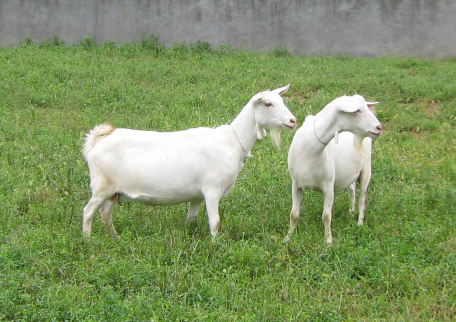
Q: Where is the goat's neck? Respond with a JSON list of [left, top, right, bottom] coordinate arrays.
[[313, 108, 341, 147], [230, 103, 258, 155]]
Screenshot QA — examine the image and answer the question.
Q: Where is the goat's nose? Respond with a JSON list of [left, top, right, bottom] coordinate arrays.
[[290, 118, 297, 124], [376, 125, 383, 131]]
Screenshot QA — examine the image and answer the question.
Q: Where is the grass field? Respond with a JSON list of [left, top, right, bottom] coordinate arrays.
[[0, 38, 455, 321]]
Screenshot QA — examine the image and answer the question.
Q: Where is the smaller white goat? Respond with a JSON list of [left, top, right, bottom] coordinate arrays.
[[285, 95, 382, 245], [83, 85, 297, 237]]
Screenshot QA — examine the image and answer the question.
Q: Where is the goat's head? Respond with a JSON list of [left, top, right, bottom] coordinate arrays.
[[251, 84, 297, 147], [335, 95, 383, 140]]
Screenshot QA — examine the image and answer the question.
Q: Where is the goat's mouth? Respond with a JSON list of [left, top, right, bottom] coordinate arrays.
[[282, 123, 297, 130], [368, 131, 382, 138]]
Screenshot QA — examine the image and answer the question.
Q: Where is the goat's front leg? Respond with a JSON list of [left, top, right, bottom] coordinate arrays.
[[185, 199, 203, 226], [348, 182, 356, 213], [284, 182, 303, 242], [204, 192, 221, 237], [322, 186, 335, 245], [358, 166, 372, 225]]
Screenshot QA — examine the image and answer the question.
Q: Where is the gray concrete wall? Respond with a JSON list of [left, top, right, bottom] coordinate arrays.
[[0, 0, 455, 58]]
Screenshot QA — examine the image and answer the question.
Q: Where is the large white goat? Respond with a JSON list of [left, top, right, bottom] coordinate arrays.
[[83, 85, 297, 237], [285, 95, 382, 245]]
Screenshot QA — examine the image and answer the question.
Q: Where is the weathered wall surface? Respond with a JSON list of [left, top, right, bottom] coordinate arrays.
[[0, 0, 454, 58]]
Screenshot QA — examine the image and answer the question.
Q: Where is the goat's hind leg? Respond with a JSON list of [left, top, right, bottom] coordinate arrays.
[[83, 179, 116, 236], [100, 198, 118, 237], [83, 196, 108, 236], [348, 182, 356, 213], [185, 199, 203, 226]]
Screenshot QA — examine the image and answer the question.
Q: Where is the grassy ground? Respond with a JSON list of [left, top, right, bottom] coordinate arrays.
[[0, 39, 455, 321]]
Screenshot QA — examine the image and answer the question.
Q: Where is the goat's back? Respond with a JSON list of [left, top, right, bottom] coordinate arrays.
[[84, 125, 243, 205]]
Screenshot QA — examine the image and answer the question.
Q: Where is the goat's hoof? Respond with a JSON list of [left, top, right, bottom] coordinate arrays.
[[326, 237, 333, 246], [210, 234, 225, 244], [108, 228, 119, 239]]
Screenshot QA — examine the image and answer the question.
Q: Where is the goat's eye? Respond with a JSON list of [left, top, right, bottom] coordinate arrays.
[[265, 102, 273, 107]]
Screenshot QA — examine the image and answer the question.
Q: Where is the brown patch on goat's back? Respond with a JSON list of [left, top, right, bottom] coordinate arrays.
[[97, 124, 116, 136], [83, 124, 117, 159], [107, 126, 116, 135]]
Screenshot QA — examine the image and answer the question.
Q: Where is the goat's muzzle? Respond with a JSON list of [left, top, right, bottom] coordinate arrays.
[[283, 118, 297, 130]]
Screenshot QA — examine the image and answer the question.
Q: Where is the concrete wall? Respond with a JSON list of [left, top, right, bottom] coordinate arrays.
[[0, 0, 454, 58]]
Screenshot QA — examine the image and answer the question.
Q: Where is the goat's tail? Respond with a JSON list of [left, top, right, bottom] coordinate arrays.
[[83, 124, 116, 159]]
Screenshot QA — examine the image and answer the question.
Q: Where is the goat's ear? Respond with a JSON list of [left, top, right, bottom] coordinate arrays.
[[254, 90, 269, 102], [339, 104, 360, 113], [273, 84, 290, 96], [366, 101, 379, 113]]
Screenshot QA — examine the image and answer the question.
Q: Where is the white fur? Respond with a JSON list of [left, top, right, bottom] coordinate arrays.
[[82, 85, 296, 237], [284, 95, 382, 245]]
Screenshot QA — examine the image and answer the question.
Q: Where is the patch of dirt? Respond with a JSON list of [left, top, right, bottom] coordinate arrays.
[[288, 94, 306, 104], [405, 100, 441, 118], [425, 101, 441, 118]]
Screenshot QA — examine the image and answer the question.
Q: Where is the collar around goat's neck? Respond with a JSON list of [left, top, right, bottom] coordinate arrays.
[[313, 118, 328, 146], [231, 125, 247, 152]]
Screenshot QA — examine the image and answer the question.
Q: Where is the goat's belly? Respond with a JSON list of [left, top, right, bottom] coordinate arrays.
[[334, 175, 359, 192], [333, 163, 363, 191], [119, 191, 202, 206]]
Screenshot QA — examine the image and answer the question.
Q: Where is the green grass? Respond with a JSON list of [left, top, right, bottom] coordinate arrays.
[[0, 39, 455, 321]]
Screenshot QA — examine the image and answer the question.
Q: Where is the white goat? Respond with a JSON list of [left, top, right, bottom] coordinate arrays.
[[82, 85, 297, 237], [284, 95, 382, 245]]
